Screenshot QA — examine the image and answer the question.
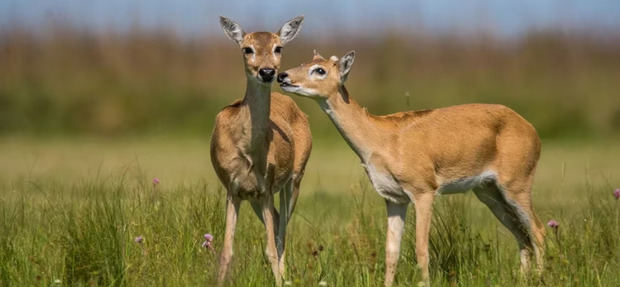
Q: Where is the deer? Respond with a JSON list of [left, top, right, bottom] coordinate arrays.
[[277, 51, 545, 286], [210, 16, 312, 286]]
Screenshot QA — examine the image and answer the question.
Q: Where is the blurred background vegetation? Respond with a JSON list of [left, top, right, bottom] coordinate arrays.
[[1, 20, 620, 139]]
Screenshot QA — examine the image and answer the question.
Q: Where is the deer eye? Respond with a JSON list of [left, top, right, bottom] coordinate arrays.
[[274, 46, 282, 54], [313, 67, 326, 75], [242, 47, 253, 54]]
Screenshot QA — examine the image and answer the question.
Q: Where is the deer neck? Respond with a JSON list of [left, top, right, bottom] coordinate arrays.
[[242, 78, 272, 166], [318, 86, 385, 162]]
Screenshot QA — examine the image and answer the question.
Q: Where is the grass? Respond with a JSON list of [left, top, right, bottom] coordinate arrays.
[[0, 138, 619, 286]]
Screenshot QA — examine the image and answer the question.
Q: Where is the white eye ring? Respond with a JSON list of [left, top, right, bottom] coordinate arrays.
[[308, 64, 327, 79]]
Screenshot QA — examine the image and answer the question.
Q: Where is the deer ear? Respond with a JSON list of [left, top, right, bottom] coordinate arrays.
[[278, 15, 304, 45], [220, 16, 245, 45], [339, 50, 355, 82]]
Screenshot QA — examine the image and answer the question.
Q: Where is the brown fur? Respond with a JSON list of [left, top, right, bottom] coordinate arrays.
[[240, 32, 282, 77], [211, 92, 311, 199], [212, 16, 310, 286], [280, 53, 544, 286]]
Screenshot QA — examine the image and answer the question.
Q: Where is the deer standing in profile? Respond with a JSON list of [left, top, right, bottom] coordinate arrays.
[[278, 51, 545, 286], [210, 16, 311, 286]]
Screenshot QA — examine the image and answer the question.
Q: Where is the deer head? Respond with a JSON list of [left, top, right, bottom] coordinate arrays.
[[220, 16, 304, 84], [277, 50, 355, 99]]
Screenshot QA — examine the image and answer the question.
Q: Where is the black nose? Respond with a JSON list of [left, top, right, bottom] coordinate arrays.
[[259, 68, 275, 82], [277, 72, 288, 83]]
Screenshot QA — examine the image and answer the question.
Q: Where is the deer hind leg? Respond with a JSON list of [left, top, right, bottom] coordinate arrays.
[[502, 177, 545, 273], [287, 173, 302, 220], [218, 192, 241, 285], [250, 200, 277, 226], [473, 180, 538, 274], [276, 179, 294, 278]]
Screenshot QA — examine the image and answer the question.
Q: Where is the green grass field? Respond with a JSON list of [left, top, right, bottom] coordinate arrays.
[[1, 137, 619, 286]]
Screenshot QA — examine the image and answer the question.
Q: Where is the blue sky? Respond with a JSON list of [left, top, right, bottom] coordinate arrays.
[[2, 0, 620, 38]]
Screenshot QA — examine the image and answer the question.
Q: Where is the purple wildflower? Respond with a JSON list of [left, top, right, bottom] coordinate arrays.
[[547, 220, 559, 229], [202, 233, 214, 250], [614, 188, 620, 200], [153, 178, 160, 186], [135, 235, 144, 244]]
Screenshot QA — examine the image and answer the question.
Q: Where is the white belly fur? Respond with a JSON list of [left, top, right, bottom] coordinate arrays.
[[437, 170, 498, 195], [363, 161, 498, 201]]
